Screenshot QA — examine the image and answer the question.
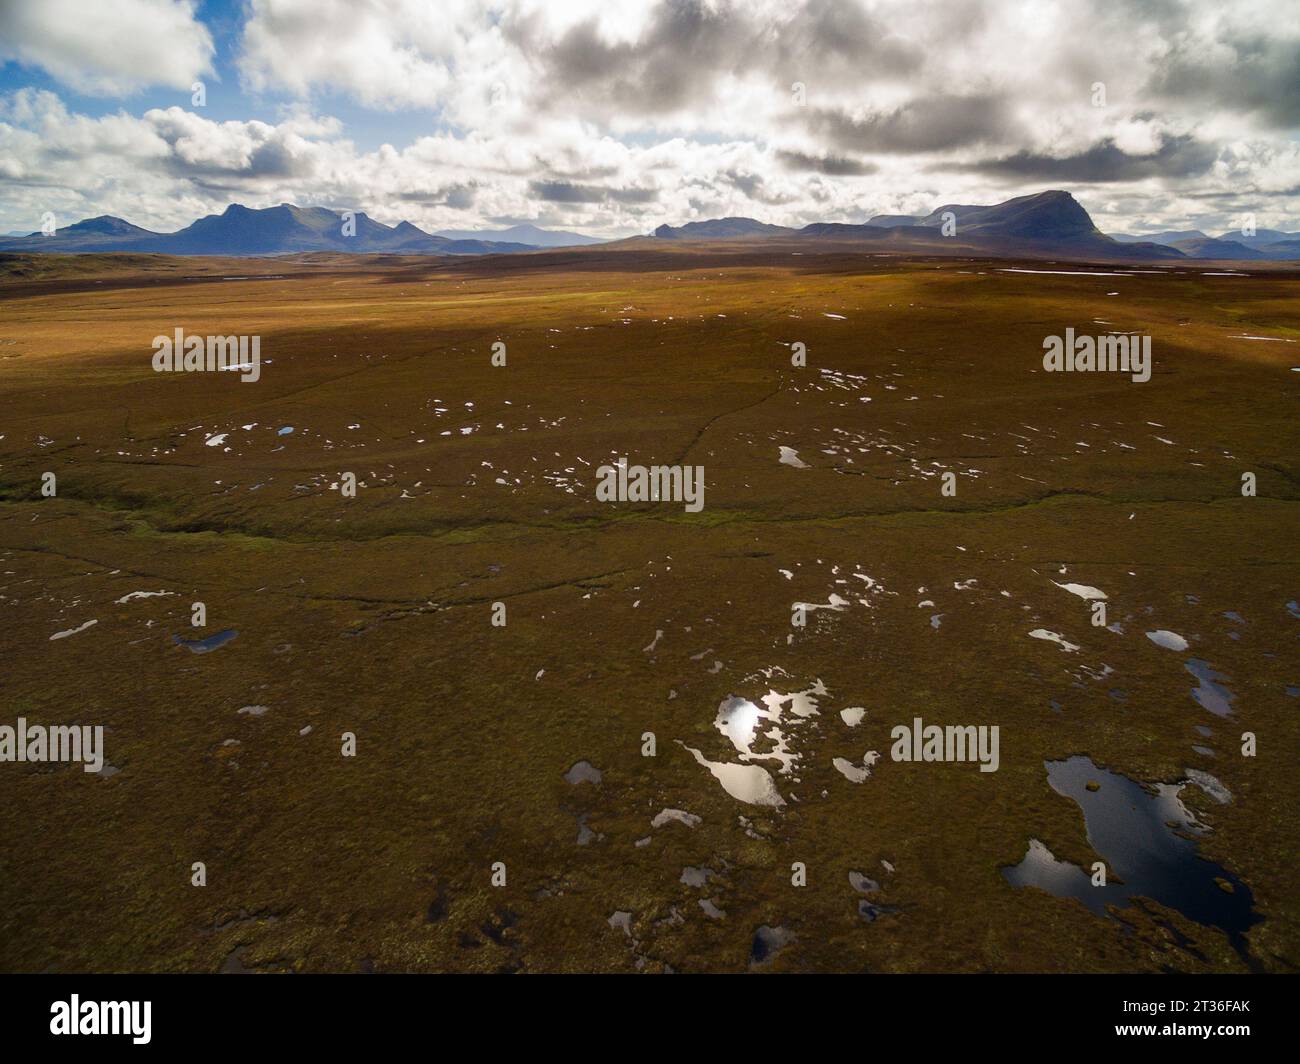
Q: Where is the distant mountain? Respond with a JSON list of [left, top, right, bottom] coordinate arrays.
[[865, 214, 921, 228], [1170, 236, 1265, 260], [1215, 228, 1299, 247], [1256, 239, 1300, 260], [1, 214, 163, 252], [913, 190, 1100, 241], [653, 217, 796, 239], [798, 222, 893, 239], [0, 204, 536, 257], [652, 191, 1185, 261], [61, 215, 158, 239], [436, 236, 535, 255], [435, 222, 604, 247], [1111, 230, 1208, 246], [1110, 227, 1300, 259], [158, 204, 348, 255], [6, 196, 1290, 262]]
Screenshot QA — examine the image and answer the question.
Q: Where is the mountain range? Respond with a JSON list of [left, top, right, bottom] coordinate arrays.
[[433, 222, 604, 247], [0, 204, 594, 257], [1, 192, 1294, 262], [652, 191, 1298, 262], [1109, 227, 1300, 261]]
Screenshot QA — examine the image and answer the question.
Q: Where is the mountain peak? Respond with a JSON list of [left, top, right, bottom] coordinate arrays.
[[654, 216, 794, 240], [65, 215, 144, 235], [434, 222, 604, 247], [918, 190, 1097, 240]]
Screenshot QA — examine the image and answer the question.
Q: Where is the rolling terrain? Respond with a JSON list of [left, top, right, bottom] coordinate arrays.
[[0, 244, 1297, 973]]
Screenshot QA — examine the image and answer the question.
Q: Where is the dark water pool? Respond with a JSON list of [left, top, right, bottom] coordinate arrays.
[[1004, 756, 1259, 960], [173, 629, 239, 654]]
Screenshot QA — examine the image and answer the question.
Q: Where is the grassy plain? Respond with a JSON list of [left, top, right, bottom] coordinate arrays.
[[0, 246, 1297, 972]]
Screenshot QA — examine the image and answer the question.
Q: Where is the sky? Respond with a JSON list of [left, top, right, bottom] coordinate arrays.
[[0, 0, 1296, 238]]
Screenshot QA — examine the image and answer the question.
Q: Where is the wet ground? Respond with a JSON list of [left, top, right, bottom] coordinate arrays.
[[0, 248, 1297, 972]]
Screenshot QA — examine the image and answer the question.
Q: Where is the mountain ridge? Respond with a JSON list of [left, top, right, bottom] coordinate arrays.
[[652, 191, 1294, 261], [1111, 227, 1300, 260], [435, 222, 604, 247], [653, 191, 1185, 261], [0, 204, 556, 257], [2, 192, 1292, 261]]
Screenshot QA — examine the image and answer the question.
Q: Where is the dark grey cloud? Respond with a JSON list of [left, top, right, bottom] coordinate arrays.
[[518, 0, 743, 116], [607, 186, 659, 204], [806, 94, 1017, 154], [528, 155, 620, 181], [513, 0, 921, 119], [398, 183, 478, 209], [722, 169, 797, 205], [956, 133, 1218, 182], [530, 180, 659, 206], [529, 180, 608, 203], [724, 170, 763, 198], [776, 149, 877, 175], [1147, 33, 1300, 128], [154, 138, 310, 183], [1183, 185, 1300, 201], [769, 0, 923, 78], [244, 139, 308, 179]]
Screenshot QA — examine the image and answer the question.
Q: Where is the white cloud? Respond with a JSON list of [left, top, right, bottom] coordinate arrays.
[[238, 0, 479, 108], [0, 0, 214, 96]]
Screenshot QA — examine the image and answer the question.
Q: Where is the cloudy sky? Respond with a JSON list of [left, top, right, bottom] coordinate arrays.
[[0, 0, 1296, 238]]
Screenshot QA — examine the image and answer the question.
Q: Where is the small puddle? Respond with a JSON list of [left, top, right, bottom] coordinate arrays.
[[1028, 628, 1079, 652], [1003, 756, 1259, 959], [50, 619, 97, 641], [715, 696, 764, 753], [1053, 581, 1107, 600], [778, 446, 809, 468], [833, 752, 879, 783], [1185, 659, 1235, 717], [680, 866, 713, 888], [575, 813, 601, 845], [749, 925, 795, 967], [796, 593, 849, 614], [699, 899, 726, 920], [1147, 629, 1189, 651], [115, 590, 174, 604], [173, 629, 239, 654], [651, 808, 700, 829], [564, 760, 603, 785], [680, 744, 785, 806], [1185, 768, 1231, 805]]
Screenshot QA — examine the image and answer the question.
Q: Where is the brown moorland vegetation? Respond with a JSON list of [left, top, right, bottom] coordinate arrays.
[[0, 246, 1297, 972]]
